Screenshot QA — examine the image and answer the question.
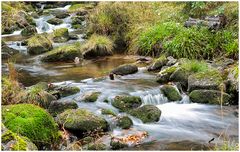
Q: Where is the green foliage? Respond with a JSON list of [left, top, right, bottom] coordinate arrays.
[[68, 3, 94, 13], [82, 34, 114, 54], [27, 34, 52, 48], [2, 104, 60, 148], [180, 60, 209, 73], [53, 28, 68, 37]]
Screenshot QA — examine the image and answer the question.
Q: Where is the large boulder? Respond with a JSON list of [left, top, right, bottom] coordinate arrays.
[[148, 56, 168, 71], [1, 124, 38, 151], [47, 18, 63, 25], [81, 91, 101, 102], [112, 96, 142, 112], [129, 105, 161, 123], [1, 41, 19, 59], [111, 64, 138, 76], [117, 116, 133, 129], [41, 43, 82, 62], [48, 100, 78, 117], [170, 68, 191, 89], [188, 70, 223, 92], [21, 25, 37, 36], [156, 66, 177, 83], [160, 85, 182, 101], [27, 35, 53, 55], [57, 109, 108, 135], [2, 104, 60, 149], [52, 28, 69, 43], [189, 90, 231, 105]]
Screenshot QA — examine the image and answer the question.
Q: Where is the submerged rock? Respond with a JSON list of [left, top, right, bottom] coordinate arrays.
[[21, 25, 37, 36], [129, 105, 161, 123], [188, 70, 223, 92], [55, 11, 70, 19], [189, 90, 231, 105], [48, 100, 78, 116], [2, 104, 60, 148], [57, 109, 108, 135], [27, 35, 53, 55], [111, 64, 138, 76], [1, 124, 38, 151], [117, 116, 133, 129], [112, 96, 142, 112], [148, 56, 167, 71], [81, 91, 101, 102], [47, 18, 63, 25], [160, 85, 182, 101]]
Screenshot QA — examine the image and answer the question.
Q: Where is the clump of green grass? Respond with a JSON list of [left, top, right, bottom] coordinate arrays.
[[68, 3, 95, 13], [27, 34, 52, 48], [53, 28, 68, 37], [81, 34, 114, 54], [180, 60, 209, 73]]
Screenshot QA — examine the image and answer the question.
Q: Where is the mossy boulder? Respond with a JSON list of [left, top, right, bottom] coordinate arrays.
[[1, 124, 38, 151], [189, 90, 231, 105], [112, 96, 142, 112], [111, 64, 138, 76], [129, 105, 161, 123], [47, 18, 63, 25], [110, 140, 128, 150], [170, 68, 191, 89], [52, 28, 69, 43], [2, 104, 60, 148], [49, 85, 80, 97], [69, 34, 79, 40], [48, 100, 78, 117], [55, 11, 70, 19], [101, 109, 116, 116], [117, 116, 133, 129], [21, 25, 37, 36], [160, 85, 182, 101], [156, 66, 177, 83], [81, 92, 101, 102], [27, 35, 53, 55], [57, 109, 108, 135], [188, 70, 223, 92], [87, 143, 107, 150], [41, 43, 82, 62], [82, 34, 114, 59], [1, 42, 19, 59], [72, 16, 85, 25], [148, 56, 168, 71]]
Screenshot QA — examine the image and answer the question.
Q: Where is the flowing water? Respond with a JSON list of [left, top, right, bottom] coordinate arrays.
[[1, 4, 238, 150]]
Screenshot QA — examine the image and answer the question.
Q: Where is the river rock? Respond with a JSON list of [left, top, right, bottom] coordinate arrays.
[[1, 124, 38, 151], [129, 105, 161, 123], [87, 143, 107, 150], [170, 68, 191, 89], [47, 18, 63, 25], [48, 100, 78, 116], [1, 41, 19, 59], [148, 56, 168, 71], [111, 64, 138, 76], [188, 70, 223, 92], [72, 16, 85, 25], [49, 85, 80, 98], [55, 11, 70, 19], [69, 34, 79, 40], [101, 109, 116, 116], [81, 91, 101, 102], [160, 85, 182, 101], [166, 56, 177, 66], [110, 140, 128, 150], [52, 28, 69, 43], [21, 25, 37, 36], [27, 35, 53, 55], [156, 66, 177, 83], [117, 116, 133, 129], [57, 109, 108, 135], [2, 104, 60, 148], [189, 90, 231, 105], [112, 96, 142, 112]]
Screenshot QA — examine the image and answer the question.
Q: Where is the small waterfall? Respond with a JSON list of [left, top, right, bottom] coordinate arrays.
[[130, 88, 168, 105]]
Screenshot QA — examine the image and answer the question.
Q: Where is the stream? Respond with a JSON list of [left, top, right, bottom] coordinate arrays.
[[1, 4, 238, 150]]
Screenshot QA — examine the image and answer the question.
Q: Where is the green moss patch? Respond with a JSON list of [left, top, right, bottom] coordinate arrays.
[[112, 96, 142, 112]]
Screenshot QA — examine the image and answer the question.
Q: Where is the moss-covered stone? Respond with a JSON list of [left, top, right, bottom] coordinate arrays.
[[110, 140, 128, 150], [52, 28, 69, 43], [112, 96, 142, 112], [57, 109, 108, 135], [87, 143, 107, 150], [48, 100, 78, 117], [189, 90, 231, 105], [27, 35, 53, 55], [41, 43, 82, 62], [21, 25, 37, 36], [170, 68, 191, 88], [101, 109, 116, 116], [81, 92, 101, 102], [188, 70, 223, 92], [52, 85, 80, 97], [1, 41, 19, 59], [117, 116, 133, 129], [160, 85, 182, 101], [2, 104, 60, 148], [111, 64, 138, 76], [55, 11, 70, 19], [148, 55, 168, 71], [47, 18, 63, 25], [156, 66, 177, 83], [129, 105, 161, 123], [1, 124, 38, 151]]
